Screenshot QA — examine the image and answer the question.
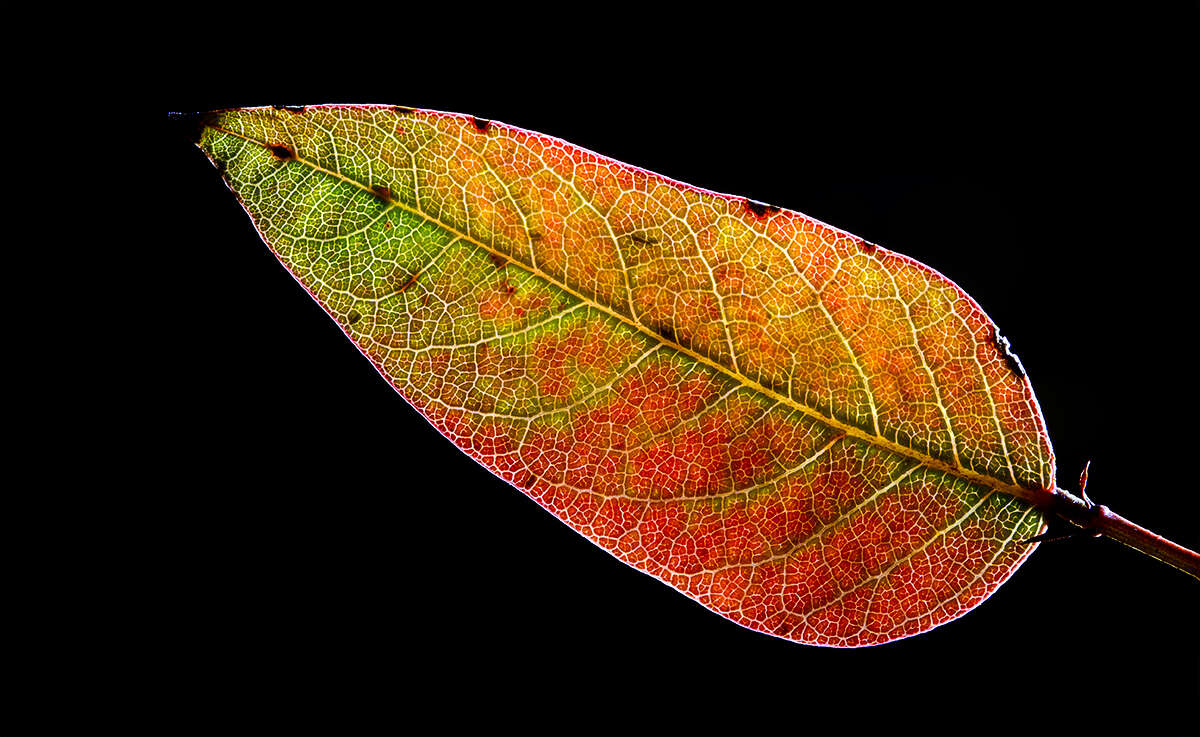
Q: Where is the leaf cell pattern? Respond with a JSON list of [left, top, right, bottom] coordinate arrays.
[[196, 106, 1052, 646]]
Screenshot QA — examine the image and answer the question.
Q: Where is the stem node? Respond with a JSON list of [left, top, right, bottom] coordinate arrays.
[[1046, 488, 1199, 580]]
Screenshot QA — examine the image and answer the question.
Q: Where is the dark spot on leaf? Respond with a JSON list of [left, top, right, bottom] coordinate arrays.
[[370, 184, 393, 202], [861, 240, 878, 254], [524, 473, 536, 487], [489, 253, 507, 269], [630, 233, 659, 245], [397, 272, 419, 293], [744, 199, 780, 219], [529, 231, 544, 242], [168, 111, 219, 145], [470, 116, 492, 133], [993, 328, 1026, 378], [659, 324, 678, 344], [268, 144, 295, 161], [756, 263, 767, 272], [504, 283, 516, 295], [273, 104, 306, 114], [347, 310, 362, 325], [393, 106, 415, 114]]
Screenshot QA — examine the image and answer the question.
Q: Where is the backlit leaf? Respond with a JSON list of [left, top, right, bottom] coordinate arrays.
[[189, 105, 1053, 646]]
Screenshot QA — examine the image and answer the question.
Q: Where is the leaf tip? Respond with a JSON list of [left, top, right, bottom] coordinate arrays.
[[167, 110, 220, 145]]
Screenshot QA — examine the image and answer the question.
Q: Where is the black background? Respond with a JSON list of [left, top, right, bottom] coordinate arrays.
[[42, 8, 1200, 736]]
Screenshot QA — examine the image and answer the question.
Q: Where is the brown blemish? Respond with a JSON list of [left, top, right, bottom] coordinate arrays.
[[630, 233, 659, 245], [529, 231, 544, 242], [470, 116, 492, 133], [489, 252, 508, 269], [773, 620, 796, 637], [744, 199, 780, 219], [268, 144, 295, 161], [347, 310, 362, 325], [272, 104, 306, 114], [393, 106, 415, 114], [391, 269, 420, 294], [992, 328, 1026, 378], [370, 184, 393, 202], [860, 240, 878, 254], [399, 274, 420, 293], [755, 262, 767, 272]]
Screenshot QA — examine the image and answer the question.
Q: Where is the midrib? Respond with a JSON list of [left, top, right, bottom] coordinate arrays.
[[205, 122, 1050, 510]]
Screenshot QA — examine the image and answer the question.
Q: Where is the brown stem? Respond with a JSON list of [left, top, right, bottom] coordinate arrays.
[[1044, 488, 1200, 580]]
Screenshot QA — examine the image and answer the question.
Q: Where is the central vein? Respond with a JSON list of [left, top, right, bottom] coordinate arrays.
[[207, 122, 1048, 509]]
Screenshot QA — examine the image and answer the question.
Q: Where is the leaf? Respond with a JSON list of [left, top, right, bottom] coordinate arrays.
[[189, 105, 1054, 647]]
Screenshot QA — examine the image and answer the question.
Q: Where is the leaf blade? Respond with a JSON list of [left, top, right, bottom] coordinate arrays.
[[195, 105, 1053, 645]]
